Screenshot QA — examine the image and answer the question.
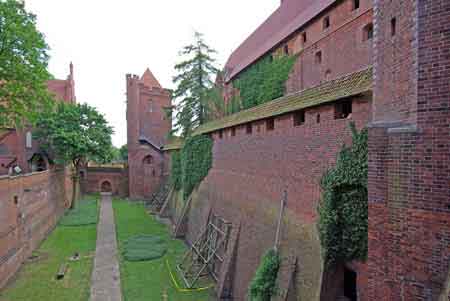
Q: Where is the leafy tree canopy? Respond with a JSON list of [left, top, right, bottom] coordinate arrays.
[[0, 0, 53, 128], [34, 102, 114, 207], [171, 31, 219, 137]]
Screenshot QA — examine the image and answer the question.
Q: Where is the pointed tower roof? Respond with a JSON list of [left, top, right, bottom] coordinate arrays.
[[141, 68, 162, 88]]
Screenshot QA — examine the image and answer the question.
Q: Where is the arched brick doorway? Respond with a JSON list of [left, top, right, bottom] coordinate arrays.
[[100, 180, 112, 193]]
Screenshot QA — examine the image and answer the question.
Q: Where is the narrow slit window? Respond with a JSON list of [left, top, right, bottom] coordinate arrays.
[[335, 100, 353, 119], [391, 18, 396, 36], [316, 113, 321, 123], [363, 23, 374, 41], [302, 32, 307, 44], [284, 45, 289, 56], [323, 16, 330, 30], [315, 51, 322, 64], [293, 110, 305, 126], [353, 0, 360, 10], [231, 127, 236, 137], [246, 123, 252, 135], [266, 118, 275, 131], [218, 130, 223, 139]]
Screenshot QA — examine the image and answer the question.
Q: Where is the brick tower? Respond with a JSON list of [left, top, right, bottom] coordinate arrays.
[[368, 0, 450, 299], [126, 69, 172, 199]]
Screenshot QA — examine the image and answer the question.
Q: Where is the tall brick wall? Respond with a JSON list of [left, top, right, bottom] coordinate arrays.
[[183, 96, 371, 300], [367, 0, 450, 300], [0, 168, 72, 289], [126, 71, 171, 199]]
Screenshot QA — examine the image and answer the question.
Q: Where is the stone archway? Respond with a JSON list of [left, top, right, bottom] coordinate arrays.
[[100, 180, 112, 193]]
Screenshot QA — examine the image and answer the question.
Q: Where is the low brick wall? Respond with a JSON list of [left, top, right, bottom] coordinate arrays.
[[0, 168, 72, 289], [82, 167, 128, 197]]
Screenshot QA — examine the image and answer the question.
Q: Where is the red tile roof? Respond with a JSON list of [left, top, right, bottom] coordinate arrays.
[[224, 0, 336, 82]]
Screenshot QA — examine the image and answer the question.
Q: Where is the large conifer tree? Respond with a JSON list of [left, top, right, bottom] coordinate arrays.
[[172, 32, 219, 137]]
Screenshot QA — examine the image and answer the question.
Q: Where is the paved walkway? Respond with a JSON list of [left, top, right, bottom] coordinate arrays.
[[90, 193, 122, 301]]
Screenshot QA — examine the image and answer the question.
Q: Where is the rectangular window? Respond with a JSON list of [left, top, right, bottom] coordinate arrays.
[[293, 110, 305, 126], [218, 130, 223, 139], [353, 0, 360, 10], [323, 16, 330, 30], [363, 23, 374, 41], [246, 123, 252, 135], [391, 18, 396, 36], [266, 118, 275, 131], [231, 127, 236, 137], [302, 32, 307, 43], [335, 100, 353, 119], [283, 45, 289, 56]]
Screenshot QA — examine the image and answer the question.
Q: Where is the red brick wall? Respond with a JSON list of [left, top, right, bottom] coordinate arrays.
[[83, 167, 128, 197], [184, 96, 371, 300], [367, 0, 450, 300], [0, 168, 72, 289]]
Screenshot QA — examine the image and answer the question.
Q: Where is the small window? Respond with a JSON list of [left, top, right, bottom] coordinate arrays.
[[148, 100, 153, 112], [293, 110, 305, 126], [283, 45, 289, 55], [316, 114, 321, 123], [391, 18, 396, 36], [266, 118, 275, 131], [323, 16, 330, 30], [231, 127, 236, 137], [302, 32, 307, 44], [325, 69, 332, 80], [218, 130, 223, 139], [143, 155, 153, 164], [363, 23, 374, 41], [25, 132, 32, 148], [335, 100, 353, 119], [246, 123, 252, 135], [352, 0, 360, 10], [315, 51, 322, 64]]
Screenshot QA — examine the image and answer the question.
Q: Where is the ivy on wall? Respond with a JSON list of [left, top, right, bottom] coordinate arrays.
[[248, 249, 281, 301], [232, 54, 297, 111], [318, 122, 368, 267], [170, 150, 182, 190], [180, 135, 213, 200]]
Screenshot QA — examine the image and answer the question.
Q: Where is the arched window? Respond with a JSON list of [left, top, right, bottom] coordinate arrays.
[[101, 181, 112, 192], [363, 23, 374, 41], [142, 155, 153, 164], [30, 153, 47, 172], [26, 132, 32, 148]]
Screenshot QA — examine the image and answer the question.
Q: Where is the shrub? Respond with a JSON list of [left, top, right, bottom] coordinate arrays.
[[248, 249, 281, 301]]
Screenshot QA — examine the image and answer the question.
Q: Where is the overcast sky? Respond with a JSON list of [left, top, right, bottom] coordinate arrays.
[[25, 0, 279, 147]]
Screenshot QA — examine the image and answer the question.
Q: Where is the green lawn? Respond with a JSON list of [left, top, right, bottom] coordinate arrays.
[[113, 198, 214, 301], [0, 196, 98, 301]]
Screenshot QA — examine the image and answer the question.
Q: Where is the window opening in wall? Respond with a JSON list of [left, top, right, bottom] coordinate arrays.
[[14, 196, 18, 205], [143, 155, 153, 164], [391, 18, 396, 36], [302, 32, 307, 44], [316, 51, 322, 64], [152, 169, 156, 177], [246, 123, 252, 135], [218, 130, 223, 139], [325, 69, 332, 80], [231, 127, 236, 137], [25, 131, 32, 148], [323, 16, 330, 30], [363, 23, 373, 41], [101, 181, 112, 193], [335, 100, 353, 119], [316, 113, 321, 123], [352, 0, 360, 10], [293, 110, 305, 126], [344, 267, 357, 301], [80, 171, 85, 179], [283, 45, 289, 56], [266, 118, 275, 131], [149, 99, 153, 112]]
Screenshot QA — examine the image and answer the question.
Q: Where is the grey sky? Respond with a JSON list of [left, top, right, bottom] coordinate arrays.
[[26, 0, 279, 147]]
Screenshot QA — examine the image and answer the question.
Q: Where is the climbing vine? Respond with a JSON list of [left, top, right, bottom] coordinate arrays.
[[170, 150, 182, 190], [181, 135, 213, 200], [248, 249, 281, 301], [232, 54, 297, 111], [318, 122, 368, 267]]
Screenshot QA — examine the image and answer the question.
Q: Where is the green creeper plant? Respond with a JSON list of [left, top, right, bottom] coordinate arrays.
[[232, 54, 297, 111], [34, 102, 114, 209], [318, 122, 368, 267], [180, 134, 212, 200], [170, 150, 182, 190], [0, 0, 53, 128], [248, 249, 281, 301]]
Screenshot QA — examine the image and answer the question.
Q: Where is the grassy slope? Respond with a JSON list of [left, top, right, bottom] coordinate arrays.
[[0, 196, 98, 301], [113, 199, 213, 301]]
